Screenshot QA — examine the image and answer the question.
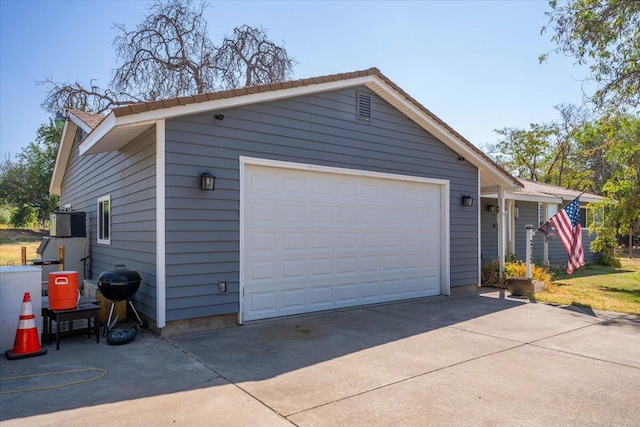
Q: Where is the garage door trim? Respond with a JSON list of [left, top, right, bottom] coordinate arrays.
[[239, 156, 450, 323]]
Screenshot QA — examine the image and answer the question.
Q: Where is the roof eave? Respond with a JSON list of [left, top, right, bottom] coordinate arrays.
[[50, 121, 77, 196], [76, 69, 521, 189]]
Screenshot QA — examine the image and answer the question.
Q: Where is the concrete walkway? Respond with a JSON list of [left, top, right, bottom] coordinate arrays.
[[1, 290, 639, 426]]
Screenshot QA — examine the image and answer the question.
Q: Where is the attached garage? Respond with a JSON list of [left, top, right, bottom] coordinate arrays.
[[240, 158, 450, 322], [53, 68, 522, 334]]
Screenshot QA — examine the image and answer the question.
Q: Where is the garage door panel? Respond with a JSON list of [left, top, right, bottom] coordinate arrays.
[[282, 288, 305, 309], [282, 205, 306, 222], [309, 286, 331, 304], [282, 233, 305, 251], [249, 291, 276, 313], [282, 259, 306, 278], [283, 176, 305, 194], [242, 163, 447, 322], [337, 283, 358, 300]]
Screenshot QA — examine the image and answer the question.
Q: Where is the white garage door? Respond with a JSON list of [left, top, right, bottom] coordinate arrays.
[[240, 158, 449, 322]]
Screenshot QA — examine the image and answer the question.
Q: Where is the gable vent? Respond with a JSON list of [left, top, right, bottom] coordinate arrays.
[[356, 92, 372, 122]]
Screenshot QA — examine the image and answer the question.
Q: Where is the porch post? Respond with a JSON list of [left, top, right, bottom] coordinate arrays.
[[525, 224, 534, 279], [497, 187, 505, 278]]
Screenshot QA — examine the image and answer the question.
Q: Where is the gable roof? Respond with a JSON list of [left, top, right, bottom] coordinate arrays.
[[50, 110, 106, 195], [68, 109, 105, 131], [516, 178, 604, 203], [51, 68, 522, 195], [482, 177, 604, 204]]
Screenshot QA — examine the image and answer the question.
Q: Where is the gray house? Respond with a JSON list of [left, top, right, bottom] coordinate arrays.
[[481, 179, 604, 267], [51, 68, 523, 334]]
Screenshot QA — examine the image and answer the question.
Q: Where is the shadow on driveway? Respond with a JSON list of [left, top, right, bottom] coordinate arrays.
[[2, 290, 637, 424]]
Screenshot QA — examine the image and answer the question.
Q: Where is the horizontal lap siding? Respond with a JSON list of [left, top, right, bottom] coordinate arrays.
[[534, 228, 598, 265], [514, 202, 598, 265], [481, 198, 499, 263], [59, 130, 157, 319], [514, 202, 539, 261], [164, 87, 478, 322], [480, 200, 599, 269]]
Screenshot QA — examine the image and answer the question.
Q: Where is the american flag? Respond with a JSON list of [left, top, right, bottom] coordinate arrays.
[[537, 221, 554, 241], [548, 197, 584, 275]]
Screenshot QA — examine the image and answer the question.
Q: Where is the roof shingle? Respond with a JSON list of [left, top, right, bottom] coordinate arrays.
[[67, 109, 105, 129]]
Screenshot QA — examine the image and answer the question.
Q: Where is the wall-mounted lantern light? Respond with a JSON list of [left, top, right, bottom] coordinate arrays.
[[461, 195, 474, 207], [200, 172, 216, 191], [487, 204, 499, 213]]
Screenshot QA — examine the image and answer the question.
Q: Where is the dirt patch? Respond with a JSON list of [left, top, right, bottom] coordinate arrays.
[[0, 229, 47, 244]]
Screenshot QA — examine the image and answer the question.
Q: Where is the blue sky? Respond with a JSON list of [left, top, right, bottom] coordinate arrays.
[[0, 0, 592, 159]]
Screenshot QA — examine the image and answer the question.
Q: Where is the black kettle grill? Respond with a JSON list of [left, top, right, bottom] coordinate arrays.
[[98, 265, 144, 335]]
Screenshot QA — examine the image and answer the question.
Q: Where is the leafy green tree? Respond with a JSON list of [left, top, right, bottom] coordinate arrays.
[[542, 0, 640, 111], [0, 203, 13, 226], [492, 123, 556, 181], [573, 120, 614, 194], [599, 114, 640, 257], [588, 200, 622, 266], [489, 104, 591, 190], [10, 204, 38, 228], [0, 121, 61, 226]]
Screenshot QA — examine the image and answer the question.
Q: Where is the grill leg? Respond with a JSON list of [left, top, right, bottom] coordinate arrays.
[[103, 301, 116, 336], [107, 301, 115, 326], [128, 299, 144, 326]]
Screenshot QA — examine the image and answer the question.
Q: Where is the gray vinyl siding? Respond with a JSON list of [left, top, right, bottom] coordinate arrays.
[[514, 201, 538, 262], [480, 200, 598, 268], [481, 198, 499, 263], [164, 87, 479, 322], [58, 128, 157, 319], [532, 208, 598, 265]]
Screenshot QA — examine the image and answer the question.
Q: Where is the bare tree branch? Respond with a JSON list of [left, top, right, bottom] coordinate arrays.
[[215, 25, 296, 89], [38, 78, 139, 114], [38, 0, 297, 114], [111, 0, 218, 98]]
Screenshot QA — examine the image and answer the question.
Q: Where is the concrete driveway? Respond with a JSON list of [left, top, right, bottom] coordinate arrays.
[[1, 289, 639, 426]]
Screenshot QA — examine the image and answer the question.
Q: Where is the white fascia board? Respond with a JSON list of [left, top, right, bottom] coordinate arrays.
[[364, 76, 519, 189], [67, 112, 94, 134], [78, 77, 375, 155], [156, 120, 166, 328], [482, 192, 563, 204], [483, 191, 603, 204], [559, 194, 604, 203], [79, 113, 116, 155], [441, 178, 451, 296], [50, 121, 77, 196]]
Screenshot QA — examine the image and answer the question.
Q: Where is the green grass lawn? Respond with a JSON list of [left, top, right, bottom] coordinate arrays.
[[534, 256, 640, 315], [0, 229, 45, 266]]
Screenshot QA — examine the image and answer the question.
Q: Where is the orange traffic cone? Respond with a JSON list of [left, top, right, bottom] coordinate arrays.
[[5, 292, 47, 360]]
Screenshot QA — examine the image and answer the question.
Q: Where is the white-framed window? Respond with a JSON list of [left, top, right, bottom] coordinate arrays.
[[538, 203, 545, 227], [539, 203, 558, 225], [579, 207, 596, 228], [97, 195, 111, 244]]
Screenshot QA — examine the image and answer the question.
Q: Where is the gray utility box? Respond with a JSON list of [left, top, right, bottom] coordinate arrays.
[[50, 211, 86, 237]]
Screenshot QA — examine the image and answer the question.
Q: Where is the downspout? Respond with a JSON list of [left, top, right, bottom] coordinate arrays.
[[156, 120, 166, 328]]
